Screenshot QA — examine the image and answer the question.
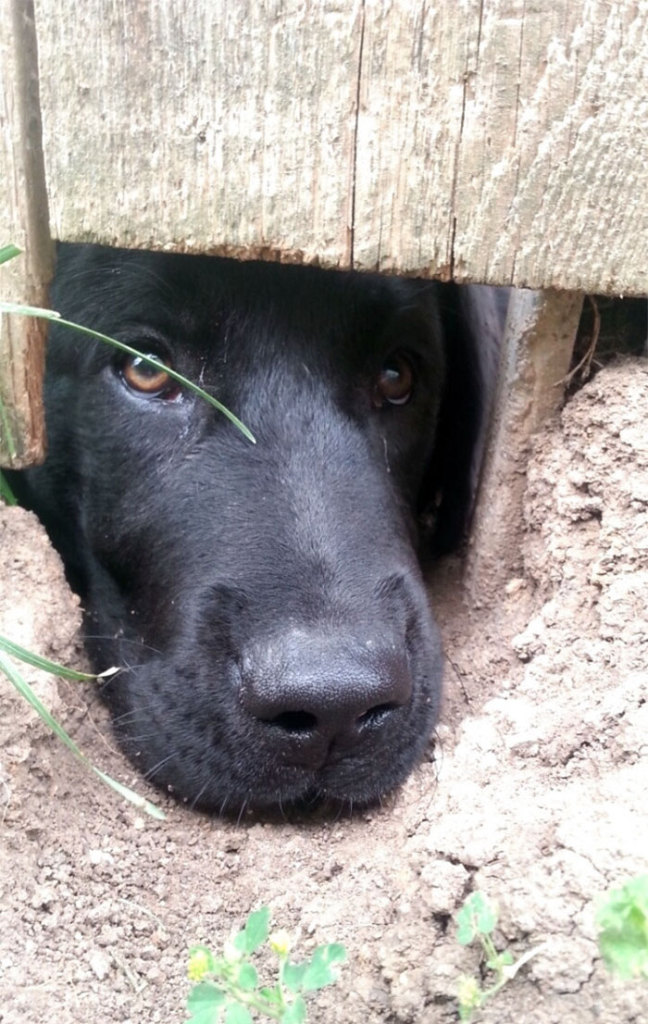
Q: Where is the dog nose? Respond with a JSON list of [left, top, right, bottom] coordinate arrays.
[[239, 629, 412, 767]]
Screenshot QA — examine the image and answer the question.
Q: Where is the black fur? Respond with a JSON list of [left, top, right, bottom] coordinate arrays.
[[11, 244, 504, 814]]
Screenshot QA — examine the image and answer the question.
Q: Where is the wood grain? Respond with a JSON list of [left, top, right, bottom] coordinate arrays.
[[31, 0, 648, 294]]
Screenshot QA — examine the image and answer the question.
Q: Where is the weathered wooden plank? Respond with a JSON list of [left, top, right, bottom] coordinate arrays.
[[453, 0, 648, 293], [353, 2, 472, 277], [0, 0, 53, 468], [33, 0, 648, 294], [35, 0, 362, 265], [353, 0, 648, 292]]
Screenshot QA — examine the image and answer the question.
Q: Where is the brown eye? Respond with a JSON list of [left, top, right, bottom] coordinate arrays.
[[373, 353, 414, 407], [121, 354, 175, 396]]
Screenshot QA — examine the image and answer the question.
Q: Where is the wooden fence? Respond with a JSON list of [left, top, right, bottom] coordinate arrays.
[[1, 0, 647, 587]]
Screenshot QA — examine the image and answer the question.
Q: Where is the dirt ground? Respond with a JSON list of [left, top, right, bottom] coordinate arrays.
[[1, 358, 647, 1024]]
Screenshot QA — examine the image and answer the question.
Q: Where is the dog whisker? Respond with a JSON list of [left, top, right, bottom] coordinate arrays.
[[235, 798, 250, 827], [142, 751, 179, 781], [189, 781, 210, 812]]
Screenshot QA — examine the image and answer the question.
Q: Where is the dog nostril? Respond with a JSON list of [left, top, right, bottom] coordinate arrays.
[[266, 710, 318, 734], [357, 702, 399, 728], [240, 631, 413, 756], [265, 702, 399, 736]]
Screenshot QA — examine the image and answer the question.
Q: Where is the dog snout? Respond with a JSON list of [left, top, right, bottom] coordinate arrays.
[[239, 629, 412, 767]]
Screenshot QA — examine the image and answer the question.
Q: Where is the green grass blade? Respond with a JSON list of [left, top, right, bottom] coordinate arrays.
[[0, 397, 17, 461], [0, 471, 17, 505], [92, 768, 166, 820], [0, 244, 22, 266], [0, 301, 256, 444], [0, 650, 165, 820], [0, 634, 109, 681], [0, 648, 93, 754]]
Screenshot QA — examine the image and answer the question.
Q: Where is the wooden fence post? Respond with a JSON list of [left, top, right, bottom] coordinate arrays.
[[466, 288, 585, 603], [0, 0, 53, 468]]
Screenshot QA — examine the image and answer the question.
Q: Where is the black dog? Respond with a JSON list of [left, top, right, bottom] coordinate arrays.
[[12, 244, 504, 814]]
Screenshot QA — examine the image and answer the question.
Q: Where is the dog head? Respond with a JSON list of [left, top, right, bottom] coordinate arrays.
[[15, 244, 499, 813]]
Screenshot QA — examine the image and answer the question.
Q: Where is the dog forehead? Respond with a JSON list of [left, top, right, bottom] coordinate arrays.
[[172, 259, 410, 354], [53, 244, 441, 377], [56, 243, 429, 317]]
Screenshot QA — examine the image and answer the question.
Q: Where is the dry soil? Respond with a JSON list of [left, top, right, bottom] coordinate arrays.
[[1, 358, 647, 1024]]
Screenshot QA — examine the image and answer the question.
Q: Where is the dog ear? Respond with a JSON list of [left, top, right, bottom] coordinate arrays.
[[419, 282, 507, 556]]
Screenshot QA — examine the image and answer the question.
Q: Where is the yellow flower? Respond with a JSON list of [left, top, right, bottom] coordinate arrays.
[[268, 930, 292, 956], [187, 945, 214, 982], [457, 974, 483, 1012]]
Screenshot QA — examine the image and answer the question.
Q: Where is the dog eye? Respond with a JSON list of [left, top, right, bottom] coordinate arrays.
[[373, 353, 414, 407], [121, 354, 177, 398]]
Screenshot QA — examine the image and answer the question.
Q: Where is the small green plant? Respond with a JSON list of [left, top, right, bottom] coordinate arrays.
[[186, 907, 346, 1023], [455, 892, 545, 1022], [597, 874, 648, 980]]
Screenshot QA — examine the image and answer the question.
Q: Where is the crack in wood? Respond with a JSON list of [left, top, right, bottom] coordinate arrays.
[[348, 0, 366, 269], [476, 0, 485, 56], [449, 61, 470, 281]]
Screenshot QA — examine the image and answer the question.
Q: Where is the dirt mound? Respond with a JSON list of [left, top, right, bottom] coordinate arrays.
[[1, 358, 647, 1023]]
